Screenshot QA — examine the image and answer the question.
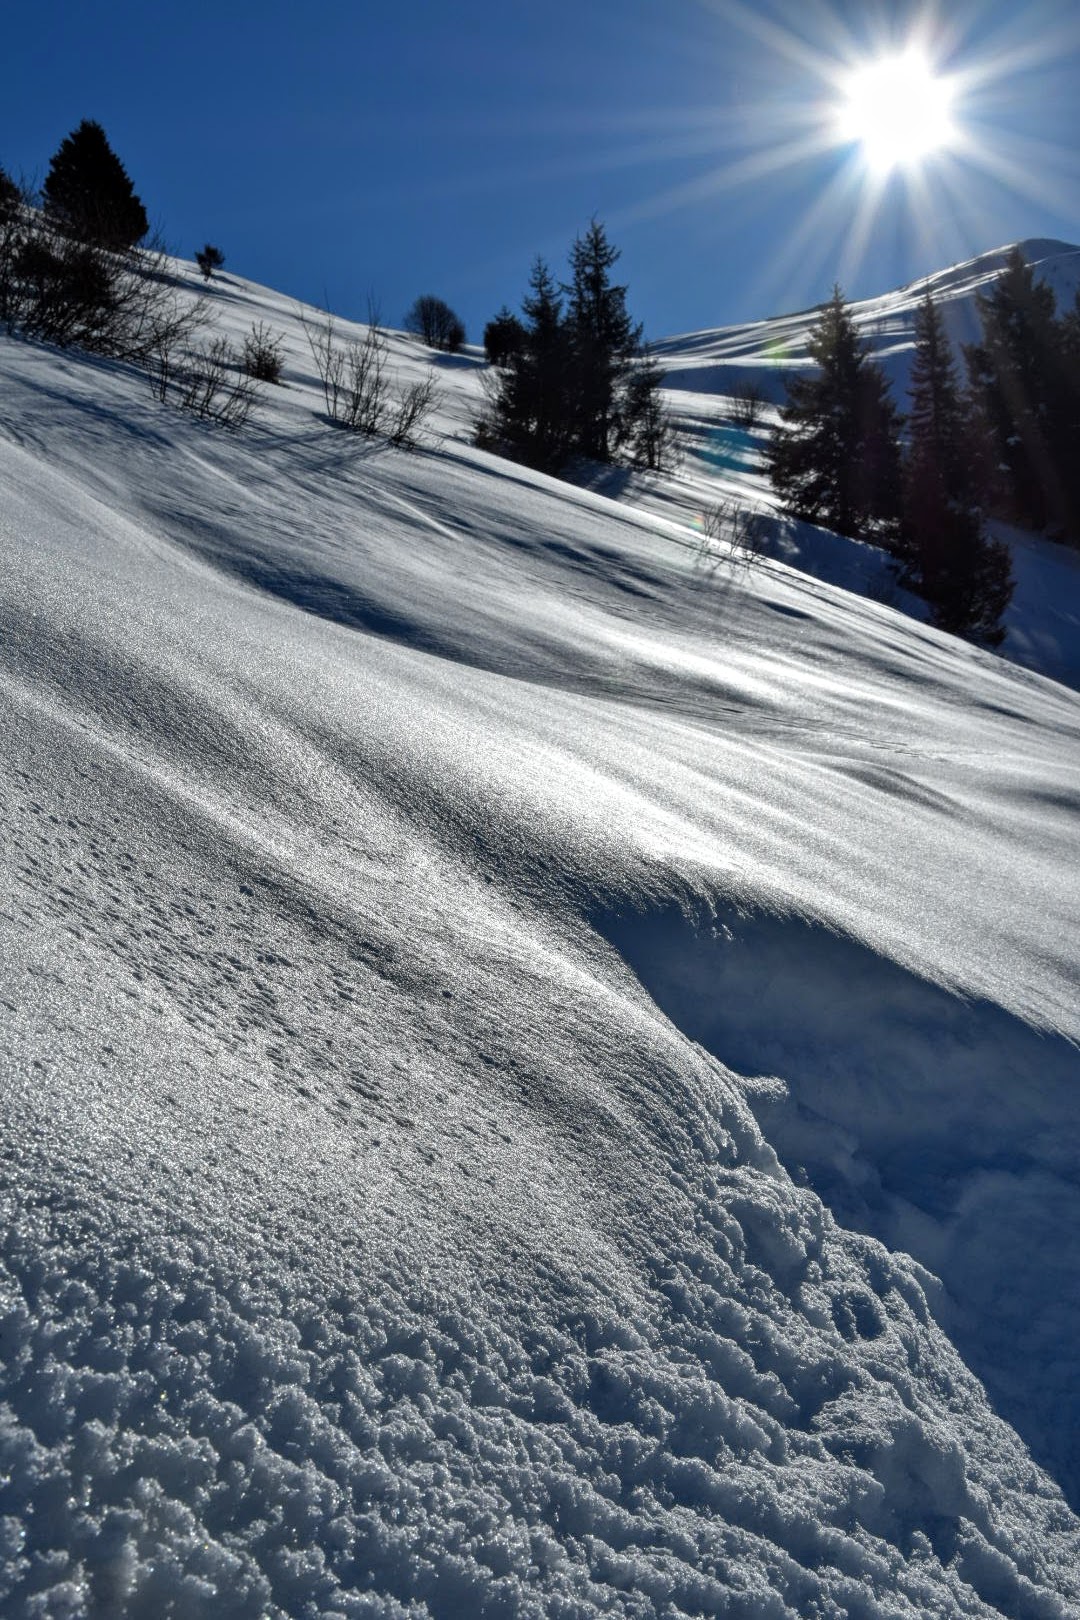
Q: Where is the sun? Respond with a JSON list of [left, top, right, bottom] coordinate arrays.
[[838, 50, 956, 174]]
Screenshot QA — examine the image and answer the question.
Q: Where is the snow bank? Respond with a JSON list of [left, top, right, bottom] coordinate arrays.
[[1, 255, 1078, 1616], [607, 903, 1080, 1505]]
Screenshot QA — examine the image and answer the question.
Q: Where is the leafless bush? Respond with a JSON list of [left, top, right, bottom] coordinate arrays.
[[694, 496, 770, 572], [0, 188, 204, 361], [728, 378, 767, 429], [300, 305, 438, 447], [342, 326, 390, 434], [387, 375, 439, 448], [149, 333, 259, 428], [179, 336, 259, 426], [302, 308, 385, 429], [241, 320, 284, 383], [404, 294, 465, 353], [302, 308, 347, 420]]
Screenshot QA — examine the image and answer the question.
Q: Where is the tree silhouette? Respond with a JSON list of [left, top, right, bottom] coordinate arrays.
[[43, 121, 148, 250], [564, 219, 641, 462], [901, 291, 1013, 643], [478, 224, 672, 474], [480, 258, 573, 471], [483, 306, 525, 368], [404, 295, 465, 353], [768, 285, 901, 541], [965, 248, 1066, 534], [195, 244, 225, 280]]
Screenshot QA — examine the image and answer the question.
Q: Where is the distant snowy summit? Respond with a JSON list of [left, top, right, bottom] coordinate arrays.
[[654, 237, 1080, 400]]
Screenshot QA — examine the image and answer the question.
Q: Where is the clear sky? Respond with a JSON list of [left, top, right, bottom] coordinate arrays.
[[3, 0, 1078, 342]]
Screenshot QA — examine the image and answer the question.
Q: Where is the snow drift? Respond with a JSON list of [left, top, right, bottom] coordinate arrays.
[[1, 252, 1078, 1617]]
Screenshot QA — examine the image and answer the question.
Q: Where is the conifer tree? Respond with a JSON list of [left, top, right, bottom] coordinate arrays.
[[478, 258, 573, 472], [1056, 288, 1080, 542], [0, 166, 19, 222], [619, 349, 678, 472], [902, 291, 1013, 643], [965, 247, 1062, 533], [195, 243, 225, 280], [483, 306, 525, 368], [477, 223, 672, 474], [564, 219, 642, 462], [767, 286, 901, 541], [43, 120, 148, 250]]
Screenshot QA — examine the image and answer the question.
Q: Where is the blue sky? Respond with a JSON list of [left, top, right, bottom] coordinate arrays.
[[3, 0, 1078, 341]]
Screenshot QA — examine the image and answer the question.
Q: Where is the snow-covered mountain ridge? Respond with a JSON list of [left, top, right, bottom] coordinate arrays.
[[651, 238, 1080, 398], [1, 246, 1078, 1617]]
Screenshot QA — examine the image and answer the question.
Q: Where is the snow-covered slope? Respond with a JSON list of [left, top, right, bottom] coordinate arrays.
[[1, 259, 1079, 1618], [623, 238, 1080, 691], [651, 238, 1080, 402]]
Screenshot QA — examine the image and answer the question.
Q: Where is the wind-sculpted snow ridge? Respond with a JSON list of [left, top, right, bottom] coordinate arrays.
[[1, 270, 1079, 1618]]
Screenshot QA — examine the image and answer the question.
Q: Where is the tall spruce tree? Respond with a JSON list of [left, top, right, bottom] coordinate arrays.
[[964, 247, 1063, 533], [564, 219, 642, 462], [768, 286, 901, 541], [479, 258, 573, 472], [43, 120, 148, 251], [901, 291, 1013, 643]]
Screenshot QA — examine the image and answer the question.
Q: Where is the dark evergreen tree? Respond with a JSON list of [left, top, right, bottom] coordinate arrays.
[[483, 306, 525, 368], [901, 291, 1013, 643], [0, 166, 19, 223], [43, 121, 148, 250], [564, 219, 642, 462], [964, 247, 1064, 534], [477, 223, 672, 474], [478, 258, 573, 472], [767, 285, 902, 541], [195, 243, 225, 280], [1045, 286, 1080, 546]]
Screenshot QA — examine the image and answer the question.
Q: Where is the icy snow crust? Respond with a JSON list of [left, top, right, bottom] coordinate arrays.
[[1, 261, 1079, 1617]]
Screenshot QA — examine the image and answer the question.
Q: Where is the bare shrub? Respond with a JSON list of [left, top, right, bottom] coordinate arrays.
[[387, 375, 439, 449], [149, 333, 259, 428], [301, 308, 347, 420], [342, 326, 390, 435], [241, 320, 284, 383], [728, 378, 767, 428], [0, 189, 204, 361], [300, 305, 438, 446], [694, 496, 770, 572], [177, 336, 259, 426]]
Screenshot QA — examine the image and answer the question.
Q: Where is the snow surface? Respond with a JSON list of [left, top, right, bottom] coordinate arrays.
[[1, 252, 1079, 1618], [642, 238, 1080, 691]]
